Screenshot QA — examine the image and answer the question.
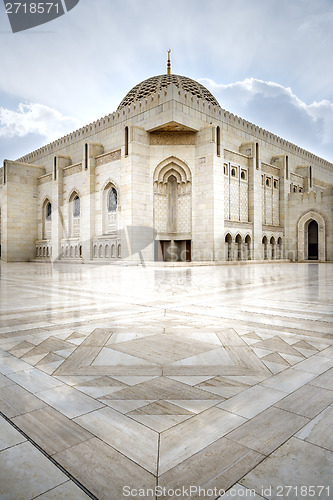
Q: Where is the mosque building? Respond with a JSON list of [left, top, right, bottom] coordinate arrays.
[[0, 53, 332, 263]]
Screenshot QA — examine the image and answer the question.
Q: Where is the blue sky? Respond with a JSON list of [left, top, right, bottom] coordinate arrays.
[[0, 0, 333, 162]]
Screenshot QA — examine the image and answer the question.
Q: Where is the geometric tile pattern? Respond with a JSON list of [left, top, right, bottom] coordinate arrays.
[[0, 262, 333, 500], [53, 327, 271, 378]]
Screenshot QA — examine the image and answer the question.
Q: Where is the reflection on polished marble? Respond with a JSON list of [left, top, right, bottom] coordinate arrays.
[[0, 262, 332, 499], [241, 438, 333, 500]]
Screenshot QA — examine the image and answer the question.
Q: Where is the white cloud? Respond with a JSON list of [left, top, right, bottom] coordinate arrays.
[[1, 0, 332, 122], [307, 100, 333, 145], [0, 102, 81, 142], [200, 77, 333, 161]]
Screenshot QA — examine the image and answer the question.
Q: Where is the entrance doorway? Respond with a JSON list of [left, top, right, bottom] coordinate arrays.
[[297, 211, 325, 262], [154, 240, 191, 262], [308, 220, 318, 260]]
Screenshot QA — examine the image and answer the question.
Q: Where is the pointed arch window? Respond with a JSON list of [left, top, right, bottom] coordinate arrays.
[[43, 199, 52, 239], [108, 187, 118, 212], [70, 193, 80, 238], [46, 202, 52, 221], [104, 184, 118, 234], [73, 195, 80, 218]]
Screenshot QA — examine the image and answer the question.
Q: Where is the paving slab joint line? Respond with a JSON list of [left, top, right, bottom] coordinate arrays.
[[0, 411, 98, 500]]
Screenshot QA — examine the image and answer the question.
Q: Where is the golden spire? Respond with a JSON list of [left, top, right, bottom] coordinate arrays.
[[167, 49, 171, 75]]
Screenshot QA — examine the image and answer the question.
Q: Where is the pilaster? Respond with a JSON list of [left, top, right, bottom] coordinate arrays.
[[51, 155, 70, 260], [81, 143, 102, 261], [248, 144, 262, 260]]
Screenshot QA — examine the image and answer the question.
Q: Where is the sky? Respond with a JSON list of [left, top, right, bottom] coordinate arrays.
[[0, 0, 333, 162]]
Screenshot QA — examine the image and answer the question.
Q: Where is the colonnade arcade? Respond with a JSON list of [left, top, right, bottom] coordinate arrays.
[[225, 233, 252, 261]]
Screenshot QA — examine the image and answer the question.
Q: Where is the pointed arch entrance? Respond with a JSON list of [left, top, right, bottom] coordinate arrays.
[[153, 157, 192, 262], [308, 220, 318, 260], [297, 211, 325, 261]]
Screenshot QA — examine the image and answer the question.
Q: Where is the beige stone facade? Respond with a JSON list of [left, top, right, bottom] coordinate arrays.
[[0, 73, 332, 263]]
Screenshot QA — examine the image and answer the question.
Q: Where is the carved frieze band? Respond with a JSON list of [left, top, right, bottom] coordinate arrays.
[[95, 150, 121, 167], [37, 173, 52, 185], [63, 163, 82, 177]]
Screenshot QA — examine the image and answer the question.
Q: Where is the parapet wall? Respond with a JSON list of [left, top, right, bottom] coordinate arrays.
[[15, 83, 333, 173]]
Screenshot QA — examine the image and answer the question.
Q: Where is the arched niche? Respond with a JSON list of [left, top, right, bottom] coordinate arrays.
[[153, 157, 192, 235]]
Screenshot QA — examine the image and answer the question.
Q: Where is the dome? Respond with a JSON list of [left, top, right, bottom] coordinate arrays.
[[117, 74, 220, 110]]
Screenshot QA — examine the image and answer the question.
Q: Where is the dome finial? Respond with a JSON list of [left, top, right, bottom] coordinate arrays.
[[167, 49, 171, 75]]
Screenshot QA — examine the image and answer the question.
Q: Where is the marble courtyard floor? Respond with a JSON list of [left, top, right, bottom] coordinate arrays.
[[0, 261, 333, 500]]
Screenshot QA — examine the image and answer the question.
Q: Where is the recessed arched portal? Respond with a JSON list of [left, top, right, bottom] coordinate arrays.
[[297, 211, 326, 261], [308, 220, 318, 260], [153, 157, 192, 262]]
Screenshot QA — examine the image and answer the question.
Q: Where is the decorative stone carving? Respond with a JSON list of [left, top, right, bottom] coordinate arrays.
[[95, 150, 121, 167], [63, 163, 82, 177]]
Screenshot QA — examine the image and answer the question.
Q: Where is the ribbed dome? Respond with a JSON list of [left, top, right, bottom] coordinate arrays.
[[117, 74, 220, 110]]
